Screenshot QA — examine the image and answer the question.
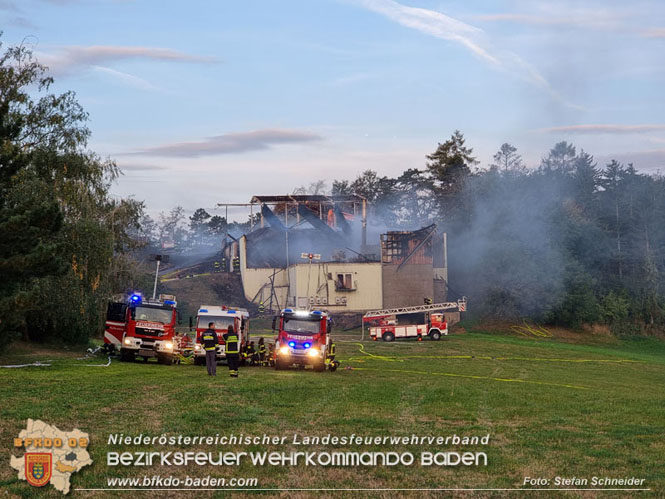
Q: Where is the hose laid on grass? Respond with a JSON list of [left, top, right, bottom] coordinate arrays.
[[350, 366, 589, 390], [511, 319, 552, 338], [339, 342, 644, 390]]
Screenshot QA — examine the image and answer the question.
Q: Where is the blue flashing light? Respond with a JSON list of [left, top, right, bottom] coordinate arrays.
[[199, 309, 208, 313], [311, 310, 322, 315], [303, 342, 311, 349], [130, 294, 142, 303], [164, 300, 176, 305], [228, 310, 236, 314], [288, 341, 296, 348], [283, 308, 294, 313]]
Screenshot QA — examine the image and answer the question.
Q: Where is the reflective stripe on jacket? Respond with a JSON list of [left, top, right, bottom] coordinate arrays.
[[202, 330, 218, 351], [224, 333, 239, 354]]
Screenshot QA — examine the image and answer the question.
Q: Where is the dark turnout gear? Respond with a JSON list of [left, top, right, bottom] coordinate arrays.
[[258, 338, 267, 366], [223, 326, 240, 377], [202, 327, 218, 376], [326, 341, 339, 372], [243, 342, 256, 365]]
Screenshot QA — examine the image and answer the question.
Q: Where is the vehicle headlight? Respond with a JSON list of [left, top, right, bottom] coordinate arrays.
[[165, 342, 173, 350], [124, 338, 131, 345], [308, 348, 319, 358], [279, 346, 290, 355]]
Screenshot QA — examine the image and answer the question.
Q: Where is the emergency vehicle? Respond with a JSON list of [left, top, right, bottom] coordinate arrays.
[[104, 293, 179, 364], [193, 305, 250, 365], [273, 308, 331, 371], [365, 298, 467, 342]]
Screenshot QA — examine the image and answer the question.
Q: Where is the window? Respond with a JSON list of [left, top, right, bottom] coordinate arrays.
[[335, 273, 355, 290], [197, 316, 235, 331], [106, 302, 127, 322]]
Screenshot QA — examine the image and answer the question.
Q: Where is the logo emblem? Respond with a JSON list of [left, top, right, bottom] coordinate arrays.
[[25, 453, 52, 487]]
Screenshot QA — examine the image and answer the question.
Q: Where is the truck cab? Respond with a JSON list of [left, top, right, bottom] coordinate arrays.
[[273, 308, 331, 371], [104, 293, 178, 364], [193, 306, 249, 365]]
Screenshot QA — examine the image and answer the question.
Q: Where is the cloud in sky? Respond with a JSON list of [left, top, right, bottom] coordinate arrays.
[[118, 163, 169, 172], [473, 11, 624, 31], [353, 0, 577, 107], [128, 129, 323, 158], [38, 45, 217, 75], [538, 124, 665, 134], [641, 27, 665, 38]]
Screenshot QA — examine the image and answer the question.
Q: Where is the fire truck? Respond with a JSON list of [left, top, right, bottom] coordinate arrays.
[[364, 298, 467, 342], [104, 293, 179, 364], [273, 308, 331, 371], [193, 305, 250, 365]]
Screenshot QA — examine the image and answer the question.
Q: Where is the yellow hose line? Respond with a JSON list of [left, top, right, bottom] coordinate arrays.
[[351, 367, 588, 390], [510, 319, 552, 338], [345, 343, 638, 364]]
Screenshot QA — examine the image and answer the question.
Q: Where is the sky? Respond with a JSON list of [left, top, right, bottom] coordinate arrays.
[[2, 0, 665, 221]]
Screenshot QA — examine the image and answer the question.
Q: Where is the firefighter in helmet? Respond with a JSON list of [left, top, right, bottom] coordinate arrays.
[[223, 325, 240, 378], [326, 339, 339, 372], [257, 337, 267, 366], [267, 343, 275, 367]]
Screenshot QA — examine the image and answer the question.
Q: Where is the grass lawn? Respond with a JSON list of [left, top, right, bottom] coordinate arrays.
[[1, 327, 664, 497]]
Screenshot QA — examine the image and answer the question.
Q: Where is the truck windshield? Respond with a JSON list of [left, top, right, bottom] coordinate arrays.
[[134, 306, 172, 323], [283, 318, 320, 335], [197, 316, 235, 330]]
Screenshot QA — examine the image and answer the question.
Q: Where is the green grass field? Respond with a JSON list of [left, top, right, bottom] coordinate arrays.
[[1, 327, 664, 497]]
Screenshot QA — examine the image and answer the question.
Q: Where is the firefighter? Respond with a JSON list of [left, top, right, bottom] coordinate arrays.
[[223, 325, 240, 378], [424, 297, 433, 305], [213, 261, 221, 273], [326, 340, 339, 372], [246, 341, 258, 366], [267, 343, 275, 367], [258, 301, 265, 317], [202, 322, 218, 376], [257, 337, 267, 366], [232, 256, 240, 272], [221, 257, 227, 272]]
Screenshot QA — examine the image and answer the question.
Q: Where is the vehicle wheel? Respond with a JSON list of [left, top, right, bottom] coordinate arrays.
[[158, 354, 172, 365], [275, 358, 287, 370], [194, 357, 205, 366], [430, 330, 441, 341], [313, 361, 325, 372], [119, 349, 135, 362], [382, 332, 395, 342]]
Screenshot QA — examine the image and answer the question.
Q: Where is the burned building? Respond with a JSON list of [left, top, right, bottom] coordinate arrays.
[[221, 195, 448, 314]]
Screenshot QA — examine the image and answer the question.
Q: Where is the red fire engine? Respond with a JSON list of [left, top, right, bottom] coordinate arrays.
[[272, 308, 331, 371], [104, 293, 179, 364], [364, 299, 467, 342], [193, 305, 250, 365]]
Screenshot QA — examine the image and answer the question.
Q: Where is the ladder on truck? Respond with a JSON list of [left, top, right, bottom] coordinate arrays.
[[361, 298, 467, 339]]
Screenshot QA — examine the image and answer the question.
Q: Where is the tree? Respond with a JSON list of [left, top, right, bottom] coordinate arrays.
[[158, 206, 186, 246], [490, 143, 526, 174], [293, 180, 327, 195], [189, 208, 211, 244], [425, 130, 477, 225], [541, 141, 577, 174], [0, 38, 145, 349], [208, 215, 227, 235]]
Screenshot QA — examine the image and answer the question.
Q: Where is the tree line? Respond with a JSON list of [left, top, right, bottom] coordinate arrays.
[[0, 41, 151, 351], [331, 132, 665, 334]]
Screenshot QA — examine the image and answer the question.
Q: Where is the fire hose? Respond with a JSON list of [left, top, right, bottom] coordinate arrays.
[[1, 346, 113, 368]]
